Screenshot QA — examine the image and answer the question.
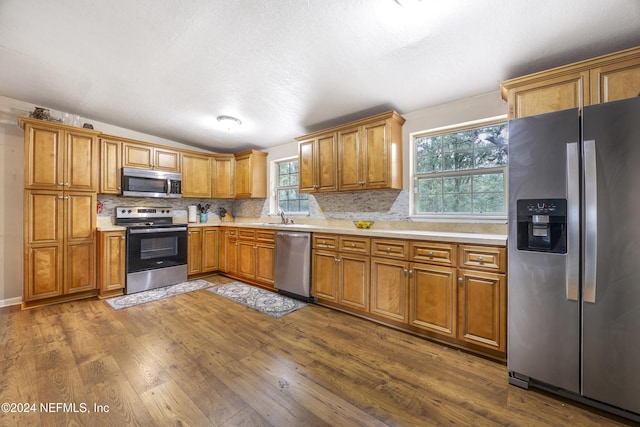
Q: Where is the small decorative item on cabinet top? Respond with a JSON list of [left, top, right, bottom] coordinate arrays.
[[354, 220, 373, 229]]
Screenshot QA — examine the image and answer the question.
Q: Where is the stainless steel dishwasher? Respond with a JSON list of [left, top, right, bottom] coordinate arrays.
[[274, 231, 315, 302]]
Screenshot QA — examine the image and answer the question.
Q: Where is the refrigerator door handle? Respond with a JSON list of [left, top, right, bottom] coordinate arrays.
[[566, 142, 579, 301], [583, 139, 598, 304]]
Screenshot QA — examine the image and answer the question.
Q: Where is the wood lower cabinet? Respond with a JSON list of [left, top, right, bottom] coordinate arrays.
[[187, 228, 203, 275], [370, 257, 409, 322], [314, 234, 507, 360], [457, 269, 506, 352], [501, 46, 640, 118], [24, 190, 97, 306], [188, 227, 219, 276], [409, 263, 457, 337], [219, 228, 238, 276], [222, 228, 274, 287], [97, 230, 126, 297], [312, 234, 370, 312]]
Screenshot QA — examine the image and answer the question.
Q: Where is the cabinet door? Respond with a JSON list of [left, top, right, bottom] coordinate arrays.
[[457, 269, 506, 352], [187, 228, 202, 275], [24, 123, 64, 189], [410, 263, 457, 338], [312, 250, 338, 301], [98, 231, 126, 293], [64, 192, 96, 293], [255, 243, 275, 286], [506, 71, 589, 118], [316, 133, 338, 192], [65, 129, 98, 191], [298, 139, 316, 192], [182, 153, 211, 198], [24, 190, 63, 300], [234, 154, 251, 197], [339, 253, 369, 311], [361, 120, 389, 189], [212, 155, 234, 198], [154, 148, 180, 172], [337, 126, 362, 191], [202, 228, 219, 272], [370, 257, 409, 323], [100, 138, 121, 194], [591, 56, 640, 104], [237, 240, 256, 280], [227, 237, 238, 276], [123, 142, 153, 169]]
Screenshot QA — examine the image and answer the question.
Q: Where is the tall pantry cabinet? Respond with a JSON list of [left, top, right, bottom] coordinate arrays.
[[20, 117, 101, 307]]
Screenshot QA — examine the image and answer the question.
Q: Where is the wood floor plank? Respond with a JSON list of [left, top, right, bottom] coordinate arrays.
[[0, 274, 634, 426]]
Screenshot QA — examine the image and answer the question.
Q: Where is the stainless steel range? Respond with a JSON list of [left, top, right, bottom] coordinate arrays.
[[115, 206, 188, 294]]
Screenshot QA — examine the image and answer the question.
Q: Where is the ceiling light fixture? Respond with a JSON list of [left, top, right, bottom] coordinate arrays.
[[217, 115, 242, 131]]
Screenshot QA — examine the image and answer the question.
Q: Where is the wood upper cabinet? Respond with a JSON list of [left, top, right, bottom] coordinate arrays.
[[99, 137, 122, 194], [234, 150, 267, 198], [21, 118, 100, 192], [97, 230, 126, 297], [297, 110, 404, 193], [212, 154, 235, 198], [181, 152, 211, 198], [501, 46, 640, 118], [122, 141, 180, 172], [338, 112, 404, 191], [24, 190, 96, 302], [298, 132, 338, 193]]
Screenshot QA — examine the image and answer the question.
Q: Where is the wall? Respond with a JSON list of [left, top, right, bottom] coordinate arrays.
[[0, 91, 508, 306]]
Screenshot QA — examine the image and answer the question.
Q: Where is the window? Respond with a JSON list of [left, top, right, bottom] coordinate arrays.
[[275, 159, 309, 213], [412, 118, 508, 217]]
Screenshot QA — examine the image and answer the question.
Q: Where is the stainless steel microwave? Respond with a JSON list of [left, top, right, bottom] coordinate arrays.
[[121, 167, 182, 198]]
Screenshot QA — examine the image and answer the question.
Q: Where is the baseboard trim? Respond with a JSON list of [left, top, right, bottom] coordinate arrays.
[[0, 296, 23, 308]]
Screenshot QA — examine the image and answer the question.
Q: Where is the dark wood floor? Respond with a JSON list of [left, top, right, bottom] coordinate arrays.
[[0, 275, 633, 426]]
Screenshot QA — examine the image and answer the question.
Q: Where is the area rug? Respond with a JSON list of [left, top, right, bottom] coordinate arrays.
[[105, 279, 215, 310], [207, 282, 307, 318]]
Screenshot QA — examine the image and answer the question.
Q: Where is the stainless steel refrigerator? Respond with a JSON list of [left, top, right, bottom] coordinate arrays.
[[508, 96, 640, 421]]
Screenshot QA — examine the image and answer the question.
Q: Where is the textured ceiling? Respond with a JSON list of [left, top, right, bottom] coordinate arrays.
[[1, 0, 640, 152]]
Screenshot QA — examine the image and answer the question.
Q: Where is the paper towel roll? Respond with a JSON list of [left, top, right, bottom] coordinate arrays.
[[188, 205, 197, 223]]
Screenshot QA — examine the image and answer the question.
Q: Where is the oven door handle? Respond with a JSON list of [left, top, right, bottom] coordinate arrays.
[[129, 226, 188, 234]]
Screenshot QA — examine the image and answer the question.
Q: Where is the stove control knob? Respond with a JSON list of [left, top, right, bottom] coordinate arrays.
[[127, 209, 132, 213], [121, 209, 126, 213]]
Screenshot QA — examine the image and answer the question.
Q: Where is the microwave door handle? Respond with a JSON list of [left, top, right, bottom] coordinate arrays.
[[167, 178, 171, 196]]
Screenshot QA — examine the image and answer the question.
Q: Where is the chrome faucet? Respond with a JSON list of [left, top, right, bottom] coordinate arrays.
[[280, 210, 286, 224]]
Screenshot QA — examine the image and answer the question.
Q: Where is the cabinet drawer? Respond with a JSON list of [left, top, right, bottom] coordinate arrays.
[[410, 242, 457, 266], [313, 234, 338, 250], [371, 239, 409, 260], [238, 229, 256, 240], [459, 245, 506, 273], [256, 229, 275, 243], [339, 236, 370, 255]]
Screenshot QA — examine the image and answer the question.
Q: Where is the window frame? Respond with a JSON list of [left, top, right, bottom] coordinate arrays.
[[269, 156, 310, 217], [409, 115, 508, 223]]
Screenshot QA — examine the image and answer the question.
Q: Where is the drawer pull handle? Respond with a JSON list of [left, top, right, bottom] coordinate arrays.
[[478, 256, 484, 263], [458, 277, 464, 283], [428, 251, 434, 258], [351, 243, 355, 248], [322, 240, 326, 244], [386, 247, 391, 253]]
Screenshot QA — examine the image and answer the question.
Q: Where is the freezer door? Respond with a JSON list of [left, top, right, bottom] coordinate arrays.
[[582, 97, 640, 414], [507, 108, 580, 393]]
